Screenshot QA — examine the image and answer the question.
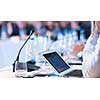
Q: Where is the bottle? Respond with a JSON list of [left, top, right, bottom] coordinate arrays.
[[1, 26, 7, 40], [26, 34, 47, 66], [25, 34, 35, 62]]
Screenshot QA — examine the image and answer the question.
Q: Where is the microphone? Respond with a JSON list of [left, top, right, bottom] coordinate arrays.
[[13, 28, 40, 72]]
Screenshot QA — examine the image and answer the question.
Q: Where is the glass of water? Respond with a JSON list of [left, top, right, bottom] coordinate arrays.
[[15, 61, 27, 78]]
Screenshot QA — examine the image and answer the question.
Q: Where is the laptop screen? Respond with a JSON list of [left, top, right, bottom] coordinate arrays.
[[43, 52, 70, 73]]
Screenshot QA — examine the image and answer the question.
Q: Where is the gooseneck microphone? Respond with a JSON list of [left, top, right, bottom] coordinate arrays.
[[16, 29, 34, 62], [13, 28, 40, 72]]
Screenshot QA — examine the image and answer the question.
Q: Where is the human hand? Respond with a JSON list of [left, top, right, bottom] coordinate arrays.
[[72, 43, 84, 55]]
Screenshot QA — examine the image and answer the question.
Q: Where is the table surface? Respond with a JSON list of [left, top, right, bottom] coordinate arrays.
[[0, 54, 83, 78], [0, 65, 15, 78], [0, 64, 56, 78], [0, 64, 82, 78]]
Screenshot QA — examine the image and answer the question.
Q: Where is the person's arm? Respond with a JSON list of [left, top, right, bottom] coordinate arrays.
[[82, 34, 99, 60], [82, 34, 100, 77]]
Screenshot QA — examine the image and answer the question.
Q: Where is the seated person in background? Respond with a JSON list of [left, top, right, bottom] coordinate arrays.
[[25, 22, 34, 36], [82, 21, 100, 78], [45, 21, 58, 41], [0, 21, 9, 40], [31, 21, 47, 37], [51, 21, 61, 38], [70, 21, 86, 43], [79, 21, 91, 40], [16, 21, 34, 40], [16, 21, 27, 40], [57, 21, 86, 56], [7, 21, 34, 40], [7, 21, 20, 40], [59, 21, 70, 36], [70, 21, 86, 55]]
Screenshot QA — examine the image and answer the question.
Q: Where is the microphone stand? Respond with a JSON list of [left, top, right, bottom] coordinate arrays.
[[13, 29, 40, 72]]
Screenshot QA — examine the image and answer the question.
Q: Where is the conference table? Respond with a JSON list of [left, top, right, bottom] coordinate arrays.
[[0, 58, 83, 78], [0, 37, 83, 78]]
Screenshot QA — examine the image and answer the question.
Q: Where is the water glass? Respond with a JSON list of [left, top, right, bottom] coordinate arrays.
[[15, 61, 27, 77]]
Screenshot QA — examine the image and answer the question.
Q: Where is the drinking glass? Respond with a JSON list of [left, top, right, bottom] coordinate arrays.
[[15, 61, 27, 77]]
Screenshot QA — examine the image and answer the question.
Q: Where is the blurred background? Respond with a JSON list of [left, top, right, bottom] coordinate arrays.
[[0, 21, 91, 67]]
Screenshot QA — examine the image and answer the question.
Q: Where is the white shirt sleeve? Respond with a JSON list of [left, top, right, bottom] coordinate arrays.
[[82, 34, 100, 77]]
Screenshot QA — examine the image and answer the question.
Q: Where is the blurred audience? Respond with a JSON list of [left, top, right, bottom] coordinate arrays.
[[0, 21, 91, 53], [0, 21, 91, 41]]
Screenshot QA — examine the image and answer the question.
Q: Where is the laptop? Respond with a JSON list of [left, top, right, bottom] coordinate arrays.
[[42, 51, 82, 77]]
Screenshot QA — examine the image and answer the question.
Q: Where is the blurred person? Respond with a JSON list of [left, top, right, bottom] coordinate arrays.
[[7, 21, 20, 40], [70, 21, 86, 42], [0, 21, 8, 40], [53, 21, 63, 40], [58, 21, 80, 55], [16, 21, 34, 40], [31, 21, 46, 36], [16, 21, 27, 40], [71, 21, 91, 56], [25, 22, 34, 36], [82, 21, 100, 77], [70, 21, 86, 55], [79, 21, 91, 40], [59, 21, 70, 36], [45, 21, 57, 41]]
